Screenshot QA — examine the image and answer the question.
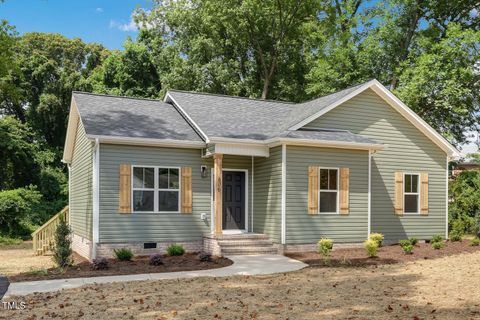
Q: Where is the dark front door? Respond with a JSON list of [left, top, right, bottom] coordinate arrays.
[[222, 171, 246, 230]]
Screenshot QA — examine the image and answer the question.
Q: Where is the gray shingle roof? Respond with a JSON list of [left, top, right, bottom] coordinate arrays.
[[168, 90, 296, 140], [167, 81, 372, 141], [72, 92, 203, 142]]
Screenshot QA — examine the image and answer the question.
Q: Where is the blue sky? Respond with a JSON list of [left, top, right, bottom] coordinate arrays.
[[0, 0, 152, 50]]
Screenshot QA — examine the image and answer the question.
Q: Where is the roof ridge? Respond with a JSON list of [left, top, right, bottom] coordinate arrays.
[[167, 89, 296, 104], [298, 79, 375, 105], [73, 91, 163, 103]]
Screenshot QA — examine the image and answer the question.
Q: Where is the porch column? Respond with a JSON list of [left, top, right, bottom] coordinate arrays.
[[214, 153, 223, 236]]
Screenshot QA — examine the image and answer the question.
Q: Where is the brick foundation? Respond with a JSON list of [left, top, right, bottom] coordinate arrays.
[[95, 241, 203, 259], [72, 233, 93, 260]]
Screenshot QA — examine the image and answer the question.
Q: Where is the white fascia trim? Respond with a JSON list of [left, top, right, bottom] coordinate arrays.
[[281, 144, 286, 244], [289, 79, 459, 157], [164, 92, 210, 143], [62, 98, 80, 163], [446, 156, 449, 239], [210, 136, 384, 151], [92, 138, 100, 260], [86, 135, 206, 149], [367, 149, 372, 236], [267, 137, 385, 151]]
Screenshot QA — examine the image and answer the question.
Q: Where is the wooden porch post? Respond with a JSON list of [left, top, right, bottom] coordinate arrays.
[[214, 154, 223, 236]]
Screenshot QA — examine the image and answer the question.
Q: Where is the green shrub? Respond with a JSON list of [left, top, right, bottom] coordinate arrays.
[[470, 238, 480, 246], [52, 218, 73, 268], [369, 233, 384, 247], [402, 244, 414, 254], [364, 239, 378, 258], [317, 238, 334, 257], [431, 234, 443, 243], [432, 241, 444, 250], [449, 231, 462, 242], [473, 214, 480, 239], [409, 237, 418, 246], [114, 248, 134, 261], [0, 236, 22, 246], [399, 239, 411, 248], [166, 244, 185, 256]]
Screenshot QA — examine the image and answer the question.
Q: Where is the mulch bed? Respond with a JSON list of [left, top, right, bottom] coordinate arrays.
[[286, 240, 480, 267], [8, 253, 232, 282]]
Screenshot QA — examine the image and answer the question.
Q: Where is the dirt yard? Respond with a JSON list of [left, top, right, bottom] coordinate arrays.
[[0, 242, 55, 276], [9, 253, 232, 282], [2, 251, 480, 319], [287, 240, 480, 267]]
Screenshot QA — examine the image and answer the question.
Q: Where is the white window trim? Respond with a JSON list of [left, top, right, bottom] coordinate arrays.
[[403, 172, 420, 215], [131, 165, 181, 213], [318, 167, 340, 215]]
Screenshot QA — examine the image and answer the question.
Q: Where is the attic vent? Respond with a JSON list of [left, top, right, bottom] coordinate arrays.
[[143, 242, 157, 249]]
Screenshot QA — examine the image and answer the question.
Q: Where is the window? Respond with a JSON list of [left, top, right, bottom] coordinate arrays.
[[319, 168, 338, 214], [404, 173, 419, 213], [132, 166, 180, 212]]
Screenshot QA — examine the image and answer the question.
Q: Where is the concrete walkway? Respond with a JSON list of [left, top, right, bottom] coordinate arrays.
[[5, 255, 307, 297]]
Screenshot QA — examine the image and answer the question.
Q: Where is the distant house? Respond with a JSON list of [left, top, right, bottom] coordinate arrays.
[[62, 79, 459, 260]]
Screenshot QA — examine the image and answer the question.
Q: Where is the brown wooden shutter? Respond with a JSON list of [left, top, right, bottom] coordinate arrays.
[[420, 172, 429, 215], [339, 168, 350, 215], [308, 166, 319, 215], [181, 167, 192, 213], [118, 164, 131, 214], [394, 172, 404, 216]]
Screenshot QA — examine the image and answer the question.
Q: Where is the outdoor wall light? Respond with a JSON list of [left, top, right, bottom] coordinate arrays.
[[201, 165, 208, 178]]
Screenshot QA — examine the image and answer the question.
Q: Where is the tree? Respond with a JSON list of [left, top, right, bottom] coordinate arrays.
[[0, 116, 39, 190], [138, 0, 319, 100]]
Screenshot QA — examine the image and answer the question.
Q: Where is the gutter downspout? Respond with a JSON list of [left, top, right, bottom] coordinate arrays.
[[92, 138, 100, 260], [67, 163, 72, 226]]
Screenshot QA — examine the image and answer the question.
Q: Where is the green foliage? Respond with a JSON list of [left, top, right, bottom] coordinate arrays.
[[470, 238, 480, 246], [431, 234, 443, 243], [113, 248, 134, 261], [399, 239, 411, 248], [166, 244, 185, 256], [409, 237, 418, 246], [53, 218, 73, 268], [432, 241, 444, 250], [317, 238, 334, 261], [368, 233, 384, 247], [0, 236, 22, 246], [364, 239, 378, 258], [0, 186, 41, 238], [449, 171, 480, 233], [473, 215, 480, 239], [402, 244, 414, 254]]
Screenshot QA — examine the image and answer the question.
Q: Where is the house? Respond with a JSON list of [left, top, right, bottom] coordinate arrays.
[[62, 79, 459, 260]]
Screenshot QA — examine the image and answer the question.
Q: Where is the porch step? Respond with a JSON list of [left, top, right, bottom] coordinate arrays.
[[221, 246, 278, 255], [214, 233, 278, 255]]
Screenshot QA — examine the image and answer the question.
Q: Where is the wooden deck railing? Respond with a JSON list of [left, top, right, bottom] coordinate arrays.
[[32, 206, 69, 256]]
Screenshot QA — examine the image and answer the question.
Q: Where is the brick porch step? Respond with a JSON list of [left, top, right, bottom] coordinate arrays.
[[211, 233, 278, 255], [221, 246, 278, 255]]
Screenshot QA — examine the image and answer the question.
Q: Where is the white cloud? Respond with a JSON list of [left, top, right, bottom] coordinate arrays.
[[109, 10, 153, 32], [109, 16, 138, 32], [96, 7, 103, 13]]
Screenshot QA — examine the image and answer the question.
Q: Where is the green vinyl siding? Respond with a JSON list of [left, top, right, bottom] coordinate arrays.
[[304, 88, 447, 240], [99, 144, 211, 243], [286, 146, 369, 243], [253, 146, 282, 242], [70, 121, 93, 239]]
